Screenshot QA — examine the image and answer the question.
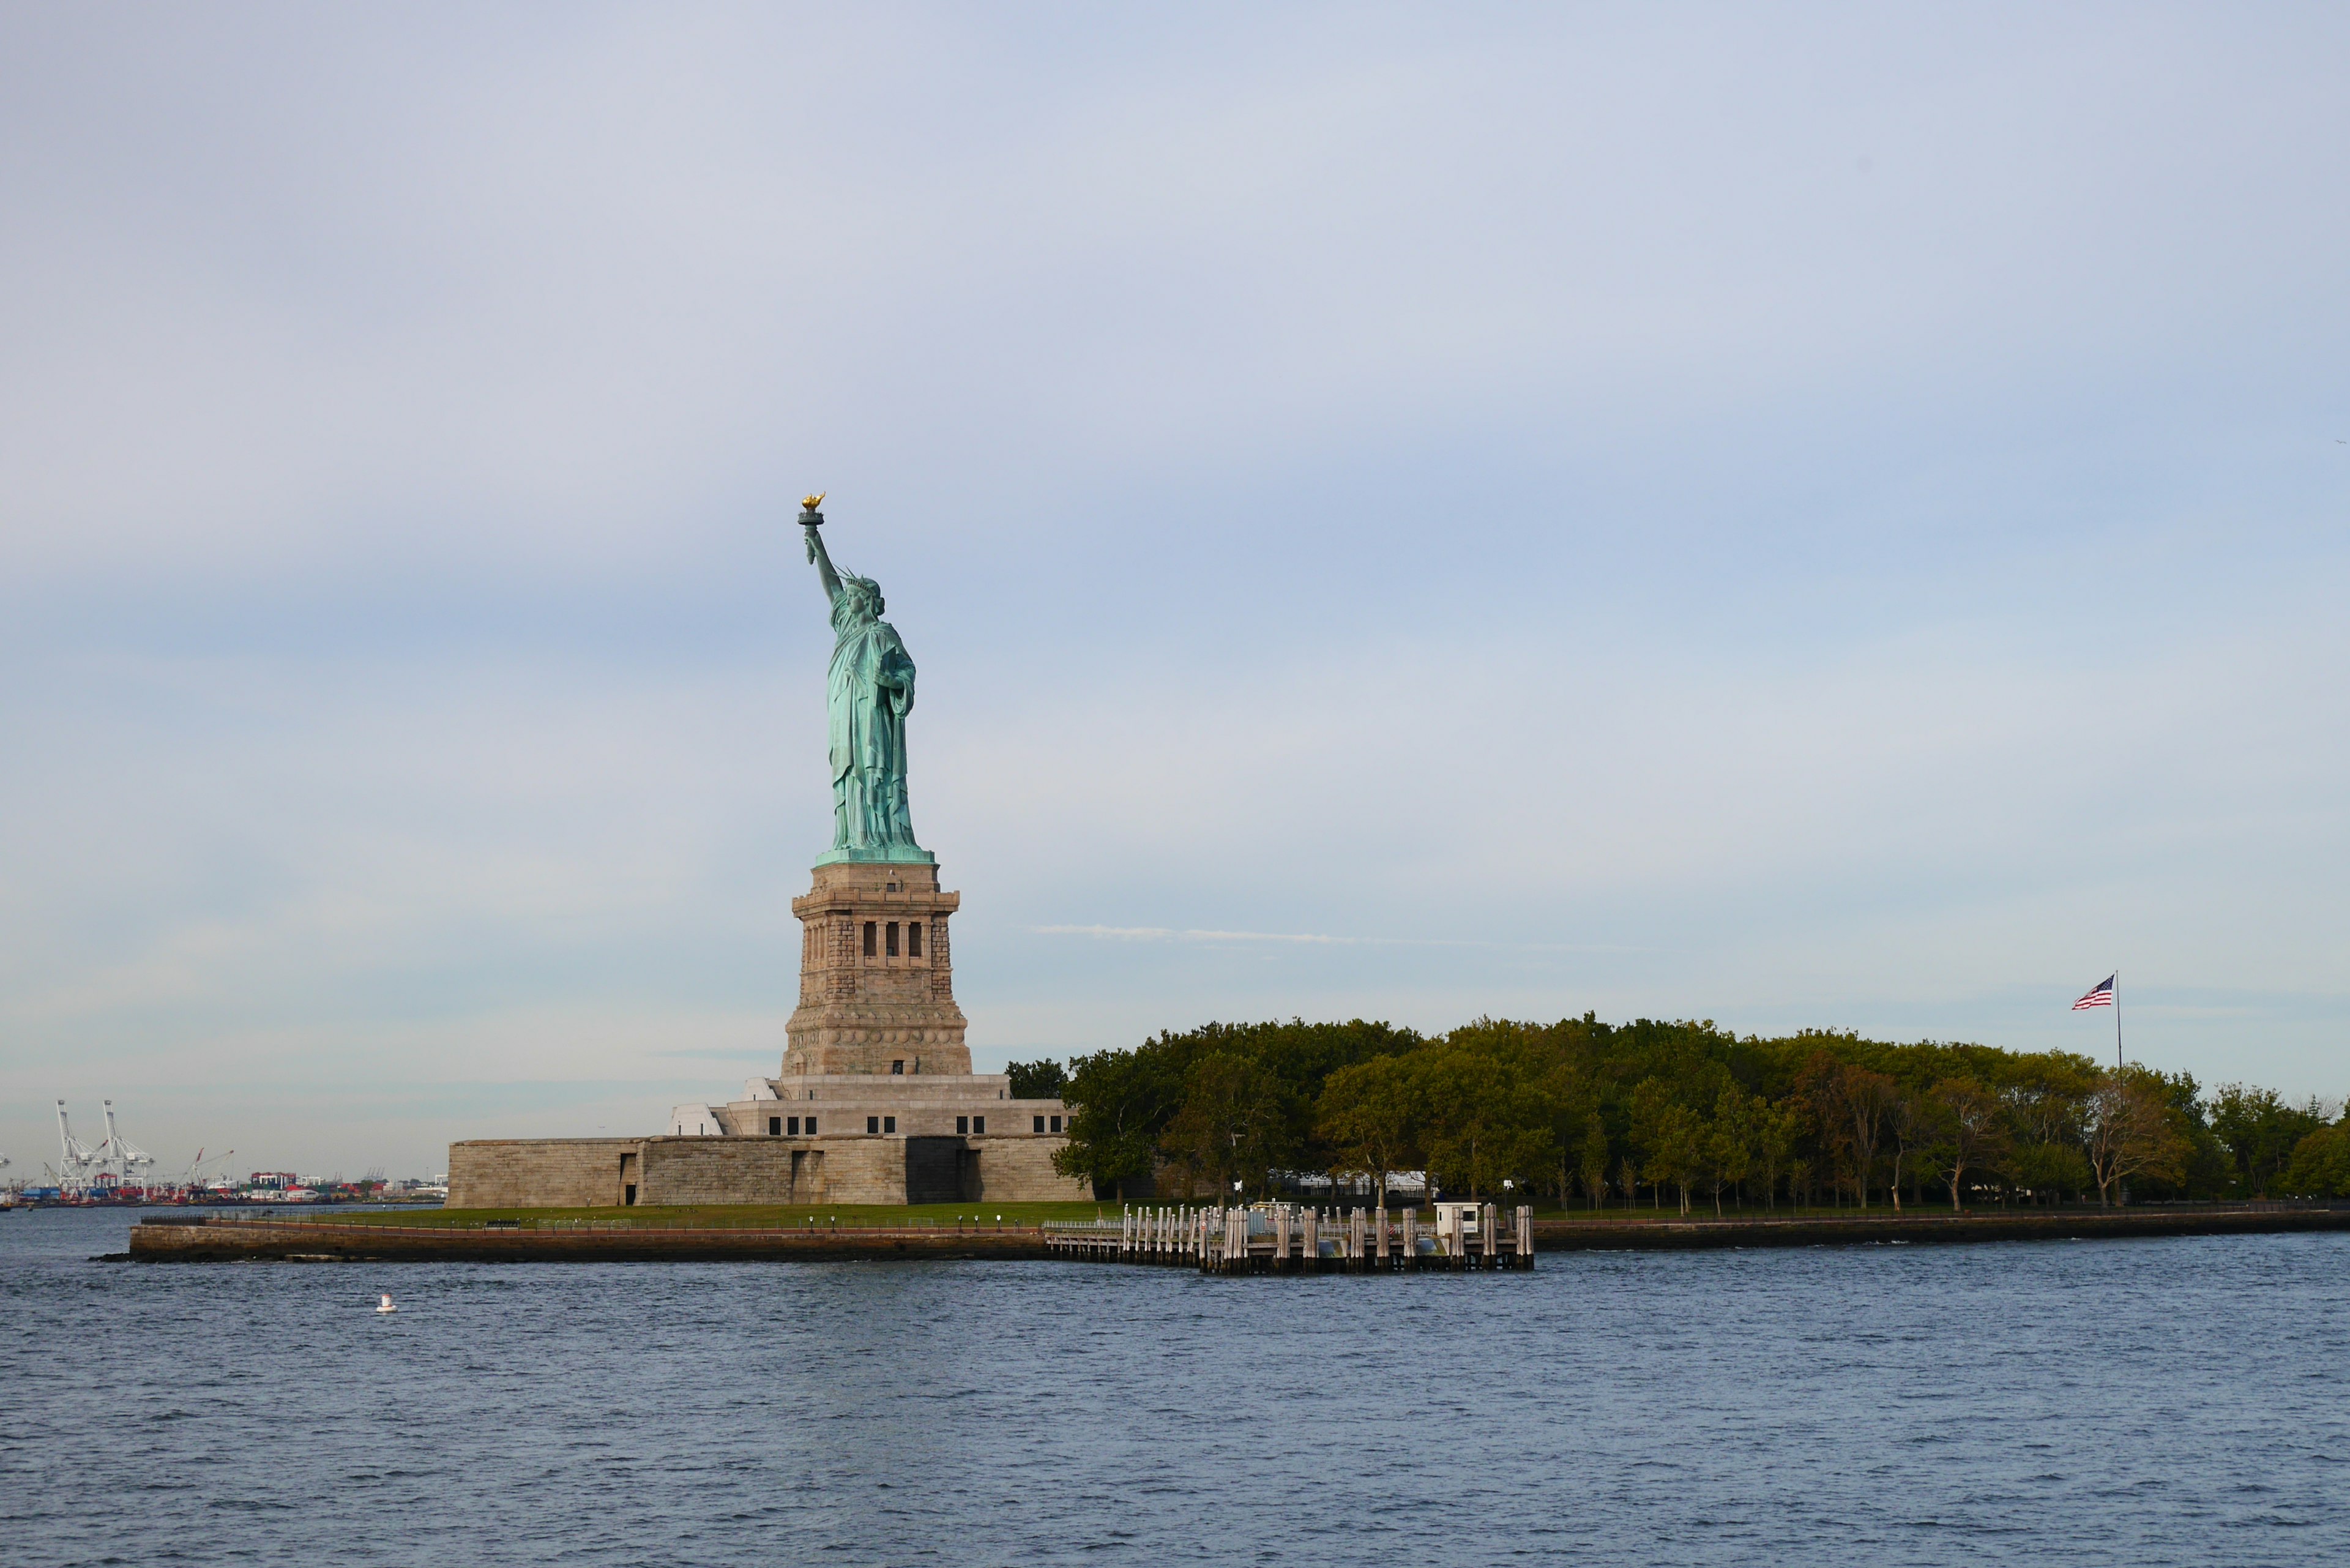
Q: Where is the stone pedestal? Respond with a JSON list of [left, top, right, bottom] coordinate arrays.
[[781, 859, 969, 1077]]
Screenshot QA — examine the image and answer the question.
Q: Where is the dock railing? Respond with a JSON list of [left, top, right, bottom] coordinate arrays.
[[1042, 1202, 1534, 1273]]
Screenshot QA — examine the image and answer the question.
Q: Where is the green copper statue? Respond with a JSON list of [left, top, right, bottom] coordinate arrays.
[[800, 498, 933, 864]]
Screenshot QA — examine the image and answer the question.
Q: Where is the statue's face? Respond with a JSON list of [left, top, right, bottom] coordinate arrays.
[[848, 582, 883, 618]]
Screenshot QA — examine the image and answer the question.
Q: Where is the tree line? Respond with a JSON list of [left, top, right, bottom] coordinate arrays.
[[1005, 1015, 2350, 1211]]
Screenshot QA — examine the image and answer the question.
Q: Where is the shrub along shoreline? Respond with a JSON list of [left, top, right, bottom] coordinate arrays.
[[1022, 1017, 2350, 1210]]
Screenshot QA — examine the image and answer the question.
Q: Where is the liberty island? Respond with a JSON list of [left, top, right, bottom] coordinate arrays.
[[443, 499, 1085, 1206]]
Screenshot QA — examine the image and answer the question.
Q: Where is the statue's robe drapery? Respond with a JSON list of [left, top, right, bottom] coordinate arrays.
[[826, 590, 921, 854]]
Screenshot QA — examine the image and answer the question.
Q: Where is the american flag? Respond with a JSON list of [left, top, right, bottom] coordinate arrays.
[[2072, 974, 2116, 1010]]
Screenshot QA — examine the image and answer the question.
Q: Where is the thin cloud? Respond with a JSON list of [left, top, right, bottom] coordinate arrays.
[[1032, 924, 1647, 954]]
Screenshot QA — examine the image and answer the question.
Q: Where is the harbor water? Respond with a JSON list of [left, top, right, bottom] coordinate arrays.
[[2, 1207, 2343, 1565]]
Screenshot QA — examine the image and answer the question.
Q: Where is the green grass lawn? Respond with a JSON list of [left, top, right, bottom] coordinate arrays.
[[288, 1198, 2086, 1230]]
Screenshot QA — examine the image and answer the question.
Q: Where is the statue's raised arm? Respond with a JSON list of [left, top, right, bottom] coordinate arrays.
[[802, 498, 843, 604]]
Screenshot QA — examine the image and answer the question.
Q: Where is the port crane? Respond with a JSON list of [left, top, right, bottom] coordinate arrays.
[[50, 1100, 170, 1195], [95, 1100, 156, 1189], [178, 1147, 236, 1195], [54, 1101, 99, 1192]]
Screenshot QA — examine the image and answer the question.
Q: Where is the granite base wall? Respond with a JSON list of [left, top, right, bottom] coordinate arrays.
[[448, 1139, 640, 1208], [447, 1133, 1091, 1208], [968, 1135, 1093, 1203], [642, 1137, 898, 1205]]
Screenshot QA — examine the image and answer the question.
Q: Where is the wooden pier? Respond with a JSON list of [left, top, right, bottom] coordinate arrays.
[[1042, 1202, 1535, 1273]]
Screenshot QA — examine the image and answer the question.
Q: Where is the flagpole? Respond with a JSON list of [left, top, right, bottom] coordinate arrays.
[[2114, 968, 2122, 1071]]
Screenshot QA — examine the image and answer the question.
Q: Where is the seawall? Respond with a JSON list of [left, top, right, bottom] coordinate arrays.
[[1529, 1206, 2350, 1249], [125, 1217, 1054, 1263], [122, 1205, 2350, 1263]]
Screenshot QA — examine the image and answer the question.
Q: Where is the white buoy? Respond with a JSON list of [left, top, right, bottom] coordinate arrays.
[[376, 1293, 398, 1314]]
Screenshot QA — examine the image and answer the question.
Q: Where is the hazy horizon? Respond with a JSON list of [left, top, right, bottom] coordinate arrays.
[[4, 3, 2346, 1178]]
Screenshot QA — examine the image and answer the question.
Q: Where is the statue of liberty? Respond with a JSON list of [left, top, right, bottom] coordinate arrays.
[[800, 497, 932, 863]]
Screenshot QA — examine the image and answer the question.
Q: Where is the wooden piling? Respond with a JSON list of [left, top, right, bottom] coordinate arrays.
[[1036, 1196, 1531, 1276]]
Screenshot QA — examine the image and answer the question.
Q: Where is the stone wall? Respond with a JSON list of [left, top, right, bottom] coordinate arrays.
[[641, 1137, 898, 1206], [446, 1132, 1091, 1207], [714, 1081, 1065, 1141], [448, 1138, 640, 1208], [969, 1135, 1093, 1203]]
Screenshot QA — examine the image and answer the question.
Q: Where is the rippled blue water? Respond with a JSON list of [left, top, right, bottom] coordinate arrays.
[[1, 1208, 2344, 1566]]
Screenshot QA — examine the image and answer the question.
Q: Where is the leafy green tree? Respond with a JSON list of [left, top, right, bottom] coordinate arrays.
[[1615, 1152, 1641, 1208], [1417, 1042, 1551, 1200], [1647, 1102, 1705, 1215], [1005, 1059, 1067, 1100], [2283, 1121, 2350, 1197], [1054, 1017, 1420, 1200], [1884, 1088, 1925, 1212], [1535, 1060, 1597, 1208], [2123, 1069, 2228, 1200], [1792, 1056, 1852, 1205], [1315, 1055, 1421, 1207], [1627, 1078, 1674, 1211], [1926, 1078, 2011, 1212], [1832, 1064, 1899, 1209], [2210, 1084, 2329, 1197], [2083, 1067, 2191, 1206], [1704, 1086, 1756, 1215], [1054, 1046, 1182, 1201], [2000, 1056, 2098, 1189], [1576, 1109, 1611, 1210], [1753, 1098, 1802, 1212], [1160, 1051, 1286, 1200], [2012, 1140, 2091, 1203]]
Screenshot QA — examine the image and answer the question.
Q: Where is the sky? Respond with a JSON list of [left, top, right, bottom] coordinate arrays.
[[2, 3, 2346, 1179]]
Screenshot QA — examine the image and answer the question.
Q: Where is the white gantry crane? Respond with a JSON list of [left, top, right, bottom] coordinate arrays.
[[95, 1100, 156, 1190], [55, 1101, 99, 1192]]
